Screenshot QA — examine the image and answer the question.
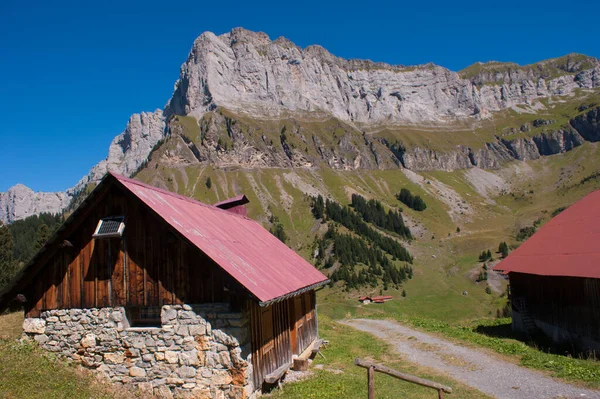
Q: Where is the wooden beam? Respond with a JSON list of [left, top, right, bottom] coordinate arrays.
[[354, 358, 452, 394], [264, 362, 291, 384]]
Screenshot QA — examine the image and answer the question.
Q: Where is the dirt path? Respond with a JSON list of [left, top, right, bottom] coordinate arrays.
[[341, 319, 600, 399]]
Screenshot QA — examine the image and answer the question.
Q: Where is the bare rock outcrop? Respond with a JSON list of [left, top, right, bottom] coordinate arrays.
[[0, 185, 71, 224], [166, 28, 600, 124]]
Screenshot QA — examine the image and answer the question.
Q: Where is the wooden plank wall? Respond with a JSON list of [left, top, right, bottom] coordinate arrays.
[[250, 300, 292, 388], [250, 291, 318, 388], [511, 273, 600, 340], [24, 184, 244, 317]]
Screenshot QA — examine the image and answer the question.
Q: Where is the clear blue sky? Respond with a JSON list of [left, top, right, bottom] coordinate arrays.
[[1, 0, 598, 192]]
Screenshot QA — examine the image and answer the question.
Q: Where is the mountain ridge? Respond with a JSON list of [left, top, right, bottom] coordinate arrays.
[[3, 27, 600, 223]]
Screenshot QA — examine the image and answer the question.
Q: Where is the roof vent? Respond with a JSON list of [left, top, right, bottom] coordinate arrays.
[[93, 216, 125, 238]]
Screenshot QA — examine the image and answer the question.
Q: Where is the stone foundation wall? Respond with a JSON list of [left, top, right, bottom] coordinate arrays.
[[22, 304, 255, 399]]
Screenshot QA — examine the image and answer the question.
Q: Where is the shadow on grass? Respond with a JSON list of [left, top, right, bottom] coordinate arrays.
[[475, 321, 598, 361]]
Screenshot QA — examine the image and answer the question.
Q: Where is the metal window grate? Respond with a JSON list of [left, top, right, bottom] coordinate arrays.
[[93, 216, 125, 238]]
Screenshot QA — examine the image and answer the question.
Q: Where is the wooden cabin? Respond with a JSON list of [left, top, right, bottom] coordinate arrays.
[[0, 173, 328, 398], [494, 190, 600, 352]]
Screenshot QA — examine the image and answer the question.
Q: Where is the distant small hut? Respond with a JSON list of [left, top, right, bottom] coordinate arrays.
[[0, 173, 328, 398], [494, 190, 600, 352]]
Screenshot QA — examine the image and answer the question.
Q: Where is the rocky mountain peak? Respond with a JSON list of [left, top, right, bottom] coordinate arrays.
[[166, 28, 600, 125]]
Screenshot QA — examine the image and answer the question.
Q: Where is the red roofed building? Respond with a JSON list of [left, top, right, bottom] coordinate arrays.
[[493, 190, 600, 351], [0, 173, 328, 398]]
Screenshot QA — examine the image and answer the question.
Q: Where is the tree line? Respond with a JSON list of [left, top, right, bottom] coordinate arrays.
[[310, 195, 414, 290], [350, 194, 412, 239], [316, 198, 413, 261], [321, 225, 413, 290]]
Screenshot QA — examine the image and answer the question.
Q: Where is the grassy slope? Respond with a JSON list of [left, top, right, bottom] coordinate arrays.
[[0, 313, 130, 399]]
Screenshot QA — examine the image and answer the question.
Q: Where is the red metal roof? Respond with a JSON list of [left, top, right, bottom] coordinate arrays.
[[111, 173, 328, 304], [371, 296, 393, 301], [493, 190, 600, 279]]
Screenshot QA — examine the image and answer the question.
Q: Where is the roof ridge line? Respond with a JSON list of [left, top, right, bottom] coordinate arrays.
[[109, 172, 253, 221]]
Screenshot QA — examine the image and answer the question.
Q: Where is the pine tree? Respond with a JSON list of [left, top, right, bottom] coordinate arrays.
[[205, 177, 212, 189], [499, 241, 509, 258], [35, 223, 51, 251], [402, 289, 407, 297], [0, 222, 18, 292]]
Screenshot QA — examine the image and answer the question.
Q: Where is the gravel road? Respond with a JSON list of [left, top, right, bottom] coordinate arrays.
[[341, 319, 600, 399]]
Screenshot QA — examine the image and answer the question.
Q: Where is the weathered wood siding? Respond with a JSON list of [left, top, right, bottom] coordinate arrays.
[[249, 291, 318, 388], [510, 272, 600, 345], [24, 184, 245, 317]]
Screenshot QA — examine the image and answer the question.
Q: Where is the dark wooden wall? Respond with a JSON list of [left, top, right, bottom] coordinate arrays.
[[24, 184, 246, 317], [249, 291, 318, 388], [511, 272, 600, 342]]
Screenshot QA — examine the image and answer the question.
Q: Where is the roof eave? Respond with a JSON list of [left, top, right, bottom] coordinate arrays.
[[257, 279, 330, 307]]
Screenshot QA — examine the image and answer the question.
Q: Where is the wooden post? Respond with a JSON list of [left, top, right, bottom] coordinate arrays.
[[368, 366, 374, 399], [438, 389, 444, 399]]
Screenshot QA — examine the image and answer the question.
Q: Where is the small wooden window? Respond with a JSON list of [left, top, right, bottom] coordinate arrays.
[[126, 306, 161, 328]]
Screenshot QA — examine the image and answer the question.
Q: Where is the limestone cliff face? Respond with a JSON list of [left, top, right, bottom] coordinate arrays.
[[165, 28, 600, 124], [0, 185, 71, 224]]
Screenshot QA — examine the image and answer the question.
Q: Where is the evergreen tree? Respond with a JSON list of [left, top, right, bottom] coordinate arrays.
[[36, 223, 51, 251], [0, 222, 18, 292], [498, 242, 509, 258], [205, 177, 212, 189], [310, 195, 325, 220], [269, 216, 288, 244], [402, 289, 407, 297]]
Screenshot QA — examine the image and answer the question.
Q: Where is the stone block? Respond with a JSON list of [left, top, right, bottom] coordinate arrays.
[[131, 337, 146, 349], [212, 369, 232, 385], [23, 318, 46, 334], [81, 334, 96, 348], [176, 366, 196, 378], [104, 352, 124, 365], [165, 351, 179, 364], [178, 350, 199, 366], [166, 377, 185, 385], [142, 353, 154, 362], [188, 324, 206, 336], [175, 325, 189, 336], [129, 367, 146, 378]]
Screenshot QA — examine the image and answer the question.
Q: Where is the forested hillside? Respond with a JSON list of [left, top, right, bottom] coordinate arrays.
[[0, 213, 62, 293]]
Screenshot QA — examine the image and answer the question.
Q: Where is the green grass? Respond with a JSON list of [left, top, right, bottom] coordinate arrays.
[[268, 315, 492, 399], [0, 313, 130, 399]]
